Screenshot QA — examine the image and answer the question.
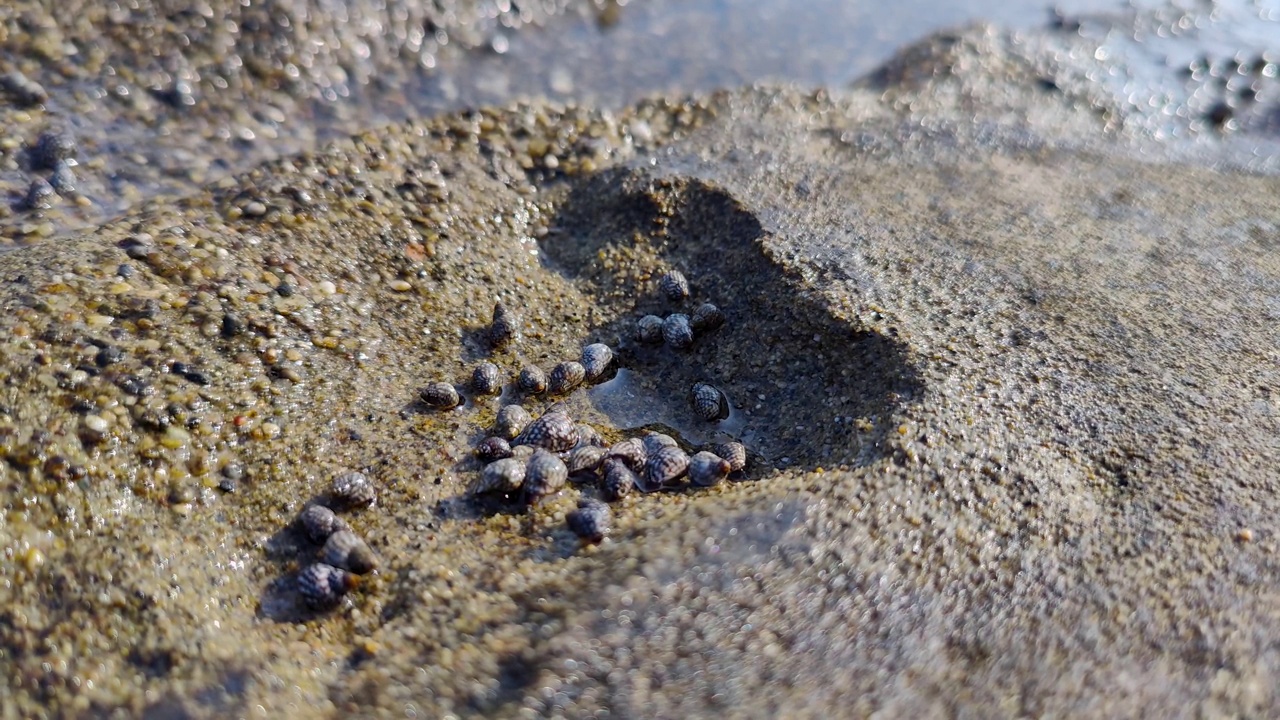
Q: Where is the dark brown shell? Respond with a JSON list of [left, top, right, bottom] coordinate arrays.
[[298, 504, 346, 543], [473, 457, 526, 495], [514, 411, 579, 452], [707, 441, 747, 472], [575, 423, 605, 448], [489, 301, 518, 347], [690, 302, 726, 332], [475, 436, 513, 461], [471, 362, 502, 395], [548, 361, 586, 395], [494, 404, 532, 440], [606, 437, 647, 473], [658, 270, 689, 301], [662, 314, 694, 349], [602, 459, 638, 501], [420, 381, 461, 409], [580, 343, 613, 380], [518, 365, 547, 394], [641, 432, 678, 456], [322, 529, 379, 575], [636, 315, 665, 344], [566, 445, 607, 476], [642, 446, 689, 492], [523, 448, 568, 505], [688, 451, 732, 487], [329, 470, 376, 510], [566, 499, 611, 543], [690, 382, 729, 421], [297, 562, 355, 610]]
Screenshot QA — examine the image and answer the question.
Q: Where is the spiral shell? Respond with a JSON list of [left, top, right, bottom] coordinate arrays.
[[297, 562, 356, 610], [494, 404, 532, 440], [330, 470, 376, 510], [566, 445, 607, 476], [662, 314, 694, 349], [473, 457, 527, 495], [688, 451, 732, 487], [566, 499, 611, 543], [475, 436, 513, 461], [606, 437, 647, 473], [523, 448, 568, 505], [518, 365, 547, 394], [575, 423, 605, 448], [548, 361, 586, 395], [489, 301, 518, 348], [641, 432, 678, 456], [299, 504, 347, 543], [602, 459, 638, 501], [659, 270, 690, 301], [636, 315, 665, 344], [580, 343, 614, 380], [690, 302, 726, 332], [322, 529, 379, 575], [471, 362, 502, 395], [706, 441, 747, 472], [690, 382, 730, 421], [420, 381, 461, 409], [642, 446, 689, 492], [513, 411, 579, 452]]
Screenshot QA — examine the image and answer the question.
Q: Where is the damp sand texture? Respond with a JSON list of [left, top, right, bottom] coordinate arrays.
[[3, 43, 1280, 720]]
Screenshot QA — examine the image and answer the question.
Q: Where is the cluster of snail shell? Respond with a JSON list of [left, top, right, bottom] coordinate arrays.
[[293, 470, 380, 610]]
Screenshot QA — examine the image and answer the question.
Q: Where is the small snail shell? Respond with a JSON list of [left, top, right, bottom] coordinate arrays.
[[322, 529, 378, 575], [566, 499, 611, 543], [329, 470, 376, 510], [297, 562, 356, 610]]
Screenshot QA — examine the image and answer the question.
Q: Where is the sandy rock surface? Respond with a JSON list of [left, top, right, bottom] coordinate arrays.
[[1, 17, 1279, 720]]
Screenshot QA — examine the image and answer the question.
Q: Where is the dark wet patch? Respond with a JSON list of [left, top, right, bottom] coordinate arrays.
[[541, 167, 923, 471]]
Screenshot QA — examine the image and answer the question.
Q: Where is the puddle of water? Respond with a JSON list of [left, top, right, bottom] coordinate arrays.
[[588, 367, 753, 449]]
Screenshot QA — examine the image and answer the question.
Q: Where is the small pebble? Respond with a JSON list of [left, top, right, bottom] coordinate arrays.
[[642, 446, 689, 492], [473, 457, 526, 495], [475, 436, 513, 461], [688, 451, 733, 487], [297, 562, 356, 610], [636, 315, 665, 344], [518, 365, 547, 394], [471, 362, 502, 395], [601, 459, 638, 501], [299, 504, 346, 543], [690, 382, 730, 421], [94, 346, 124, 367], [690, 303, 726, 332], [566, 499, 611, 543], [321, 529, 378, 575], [329, 470, 376, 510], [659, 270, 690, 301], [662, 314, 694, 349], [579, 343, 613, 380], [221, 312, 245, 338], [548, 361, 586, 395], [707, 441, 747, 472], [494, 404, 532, 440], [420, 381, 461, 409], [490, 301, 518, 347], [513, 411, 579, 452]]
